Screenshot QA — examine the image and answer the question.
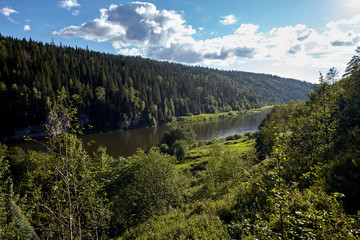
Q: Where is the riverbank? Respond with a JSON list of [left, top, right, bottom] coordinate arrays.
[[170, 106, 273, 124], [176, 133, 256, 173], [8, 108, 271, 158]]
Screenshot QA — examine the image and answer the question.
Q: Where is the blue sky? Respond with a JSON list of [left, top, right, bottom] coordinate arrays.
[[1, 0, 360, 82]]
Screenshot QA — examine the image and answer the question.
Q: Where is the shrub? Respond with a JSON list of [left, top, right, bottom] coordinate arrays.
[[107, 148, 187, 236]]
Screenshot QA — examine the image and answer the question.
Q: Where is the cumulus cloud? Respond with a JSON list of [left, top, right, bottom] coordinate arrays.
[[23, 25, 31, 31], [0, 7, 18, 17], [203, 49, 230, 60], [147, 42, 203, 63], [53, 2, 197, 59], [0, 7, 18, 22], [58, 0, 80, 9], [297, 30, 312, 41], [117, 47, 142, 56], [53, 2, 360, 81], [344, 0, 360, 13], [233, 47, 255, 58], [331, 40, 353, 46], [288, 45, 301, 54], [220, 15, 237, 25]]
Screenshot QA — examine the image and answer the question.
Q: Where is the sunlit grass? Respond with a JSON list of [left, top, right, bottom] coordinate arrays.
[[176, 137, 255, 172], [171, 106, 273, 124]]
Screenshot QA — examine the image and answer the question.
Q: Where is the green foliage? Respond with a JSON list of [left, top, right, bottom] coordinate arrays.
[[172, 139, 189, 161], [175, 106, 272, 124], [322, 150, 360, 214], [46, 90, 82, 142], [5, 47, 360, 239], [255, 102, 297, 160], [3, 125, 360, 239], [326, 67, 339, 84], [120, 208, 231, 240], [18, 93, 110, 239], [0, 34, 311, 140], [106, 148, 187, 236], [194, 141, 255, 200], [248, 56, 360, 238], [225, 133, 242, 141], [0, 144, 39, 239], [344, 46, 360, 77], [160, 124, 196, 156], [233, 184, 358, 239], [0, 144, 16, 238], [31, 134, 110, 239]]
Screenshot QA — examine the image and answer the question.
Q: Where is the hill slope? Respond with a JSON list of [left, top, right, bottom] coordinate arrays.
[[0, 34, 312, 140]]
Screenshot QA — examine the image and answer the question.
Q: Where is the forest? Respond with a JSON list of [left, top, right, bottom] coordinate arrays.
[[0, 34, 311, 142], [1, 45, 360, 239]]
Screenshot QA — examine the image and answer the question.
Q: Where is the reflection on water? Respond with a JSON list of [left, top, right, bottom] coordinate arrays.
[[9, 110, 269, 158], [81, 110, 269, 158], [81, 125, 169, 157], [191, 111, 267, 140]]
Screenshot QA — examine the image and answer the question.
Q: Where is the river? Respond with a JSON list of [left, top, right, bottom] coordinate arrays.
[[9, 110, 269, 158], [80, 110, 269, 158]]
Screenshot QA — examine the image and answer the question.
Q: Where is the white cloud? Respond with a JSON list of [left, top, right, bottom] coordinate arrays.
[[344, 0, 360, 13], [0, 7, 18, 22], [235, 23, 259, 35], [220, 15, 237, 25], [53, 2, 360, 82], [72, 10, 80, 16], [0, 7, 18, 17], [58, 0, 80, 9], [23, 25, 31, 31], [116, 47, 142, 56], [53, 2, 196, 59]]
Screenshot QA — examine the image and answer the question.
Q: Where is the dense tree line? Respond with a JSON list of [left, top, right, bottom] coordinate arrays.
[[0, 34, 311, 141], [1, 49, 360, 239], [243, 49, 360, 238], [256, 56, 360, 215]]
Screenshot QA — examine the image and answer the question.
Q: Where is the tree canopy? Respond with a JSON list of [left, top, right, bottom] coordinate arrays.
[[1, 56, 360, 238], [0, 34, 311, 141]]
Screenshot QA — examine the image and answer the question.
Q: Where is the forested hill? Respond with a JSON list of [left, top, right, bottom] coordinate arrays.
[[0, 34, 312, 141]]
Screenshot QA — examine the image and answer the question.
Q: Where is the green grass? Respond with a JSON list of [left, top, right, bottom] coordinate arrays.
[[171, 106, 273, 124], [176, 137, 255, 172]]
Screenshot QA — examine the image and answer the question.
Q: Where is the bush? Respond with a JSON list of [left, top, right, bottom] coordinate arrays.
[[197, 140, 205, 147], [225, 135, 235, 141], [121, 208, 230, 240], [234, 133, 242, 139], [173, 140, 189, 161], [244, 131, 255, 139], [160, 125, 196, 153], [107, 148, 187, 236]]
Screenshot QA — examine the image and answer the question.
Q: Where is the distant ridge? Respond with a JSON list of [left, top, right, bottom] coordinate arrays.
[[0, 34, 312, 141]]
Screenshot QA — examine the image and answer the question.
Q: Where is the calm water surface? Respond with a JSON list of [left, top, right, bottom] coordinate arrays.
[[81, 110, 269, 157]]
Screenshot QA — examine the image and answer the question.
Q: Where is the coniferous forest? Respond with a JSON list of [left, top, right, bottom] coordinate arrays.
[[2, 33, 360, 239], [0, 34, 311, 141]]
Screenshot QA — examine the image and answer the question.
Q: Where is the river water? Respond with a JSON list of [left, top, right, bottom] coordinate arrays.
[[80, 110, 269, 158], [9, 110, 269, 158]]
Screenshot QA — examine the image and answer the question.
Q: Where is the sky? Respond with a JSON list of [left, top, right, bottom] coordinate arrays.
[[1, 0, 360, 83]]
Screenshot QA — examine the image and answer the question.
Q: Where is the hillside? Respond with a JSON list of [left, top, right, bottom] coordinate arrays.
[[0, 34, 311, 141], [1, 46, 360, 240]]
